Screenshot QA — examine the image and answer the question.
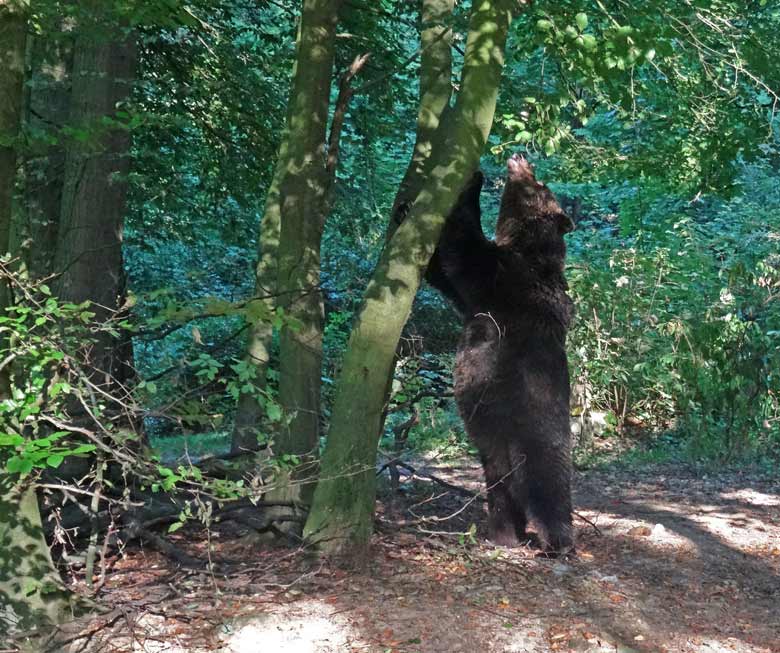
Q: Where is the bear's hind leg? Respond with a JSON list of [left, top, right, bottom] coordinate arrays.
[[481, 451, 521, 546], [526, 446, 575, 556], [507, 447, 530, 542]]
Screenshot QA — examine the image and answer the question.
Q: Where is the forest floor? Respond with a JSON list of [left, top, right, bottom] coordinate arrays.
[[39, 457, 780, 653]]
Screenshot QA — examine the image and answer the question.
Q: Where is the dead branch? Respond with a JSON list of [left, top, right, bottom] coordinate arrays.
[[380, 459, 487, 503], [326, 52, 371, 178], [574, 510, 602, 536]]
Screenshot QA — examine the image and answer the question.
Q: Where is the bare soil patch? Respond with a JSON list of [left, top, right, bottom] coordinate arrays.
[[18, 460, 780, 653]]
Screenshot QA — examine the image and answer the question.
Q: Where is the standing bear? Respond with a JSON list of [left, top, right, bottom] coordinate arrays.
[[427, 154, 575, 554]]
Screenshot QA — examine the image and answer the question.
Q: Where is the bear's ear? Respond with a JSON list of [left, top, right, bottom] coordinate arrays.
[[556, 212, 575, 234]]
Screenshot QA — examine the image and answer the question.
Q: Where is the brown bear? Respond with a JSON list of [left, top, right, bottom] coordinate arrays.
[[426, 154, 575, 554]]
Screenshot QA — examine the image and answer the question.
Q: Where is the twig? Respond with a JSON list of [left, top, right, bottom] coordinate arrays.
[[392, 460, 486, 502], [574, 510, 602, 536]]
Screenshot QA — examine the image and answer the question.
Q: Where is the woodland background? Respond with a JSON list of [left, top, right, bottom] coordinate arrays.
[[0, 0, 778, 645]]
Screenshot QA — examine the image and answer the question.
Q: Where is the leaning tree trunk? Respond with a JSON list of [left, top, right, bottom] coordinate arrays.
[[53, 6, 137, 390], [303, 0, 518, 557], [387, 0, 455, 238], [0, 1, 72, 635], [376, 0, 455, 439]]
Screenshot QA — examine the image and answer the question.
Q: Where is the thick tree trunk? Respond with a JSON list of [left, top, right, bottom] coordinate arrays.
[[276, 0, 342, 459], [232, 0, 344, 458], [0, 478, 72, 635], [53, 7, 137, 389], [0, 0, 27, 396], [0, 4, 72, 635], [303, 0, 518, 557], [23, 25, 73, 279]]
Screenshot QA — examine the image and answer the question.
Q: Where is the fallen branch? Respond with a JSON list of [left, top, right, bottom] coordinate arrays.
[[574, 510, 602, 536], [378, 458, 486, 503]]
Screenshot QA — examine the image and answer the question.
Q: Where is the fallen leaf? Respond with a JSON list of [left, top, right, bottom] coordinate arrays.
[[628, 525, 651, 537]]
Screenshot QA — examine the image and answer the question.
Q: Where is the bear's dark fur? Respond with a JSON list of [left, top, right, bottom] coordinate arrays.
[[427, 154, 575, 554]]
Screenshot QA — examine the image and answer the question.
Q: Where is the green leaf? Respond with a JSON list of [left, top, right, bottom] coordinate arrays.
[[46, 454, 64, 468], [6, 456, 33, 475], [266, 403, 282, 422], [6, 456, 24, 473], [69, 444, 97, 455], [536, 19, 553, 32], [575, 13, 588, 31]]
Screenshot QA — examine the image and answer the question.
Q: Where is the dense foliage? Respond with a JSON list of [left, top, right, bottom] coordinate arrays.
[[1, 0, 778, 636], [105, 1, 780, 462]]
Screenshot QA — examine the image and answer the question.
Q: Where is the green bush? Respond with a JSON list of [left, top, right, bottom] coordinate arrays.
[[566, 162, 780, 460]]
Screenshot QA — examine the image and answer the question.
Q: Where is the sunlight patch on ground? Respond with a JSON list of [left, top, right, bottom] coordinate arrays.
[[219, 599, 357, 653], [584, 507, 698, 551], [719, 488, 780, 507], [689, 511, 778, 550]]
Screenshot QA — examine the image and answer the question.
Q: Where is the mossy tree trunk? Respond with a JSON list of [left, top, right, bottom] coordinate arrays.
[[303, 0, 519, 557], [276, 0, 343, 462], [376, 0, 455, 439], [0, 478, 72, 636], [0, 1, 72, 635], [232, 0, 347, 459], [387, 0, 455, 237]]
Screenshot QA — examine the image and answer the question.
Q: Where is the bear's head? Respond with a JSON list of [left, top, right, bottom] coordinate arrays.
[[495, 154, 574, 254]]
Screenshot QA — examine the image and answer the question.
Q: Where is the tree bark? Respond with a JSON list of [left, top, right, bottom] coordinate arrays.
[[387, 0, 455, 238], [303, 0, 518, 557], [22, 22, 73, 279], [0, 478, 72, 635], [232, 0, 346, 457], [53, 6, 137, 389], [0, 0, 27, 396], [275, 0, 343, 459]]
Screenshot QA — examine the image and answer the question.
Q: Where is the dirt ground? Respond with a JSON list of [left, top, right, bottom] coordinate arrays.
[[23, 458, 780, 653]]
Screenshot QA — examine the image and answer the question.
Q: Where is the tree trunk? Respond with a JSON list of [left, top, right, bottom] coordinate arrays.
[[387, 0, 455, 238], [22, 23, 73, 279], [0, 4, 73, 635], [53, 7, 137, 389], [0, 478, 72, 636], [0, 0, 27, 396], [303, 0, 518, 557], [231, 139, 286, 453], [232, 1, 344, 456], [376, 0, 455, 440], [275, 0, 342, 459]]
